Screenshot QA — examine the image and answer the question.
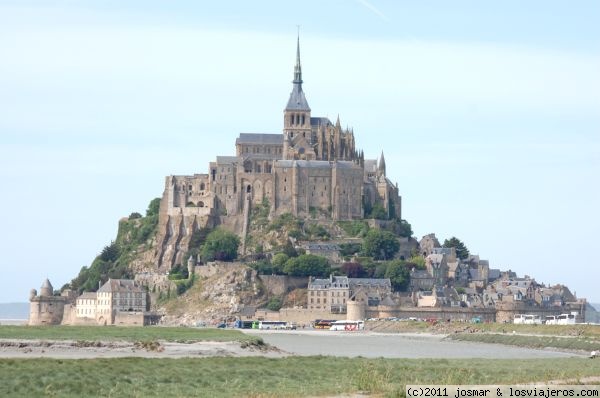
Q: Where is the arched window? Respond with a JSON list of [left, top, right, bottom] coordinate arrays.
[[198, 201, 204, 207], [200, 183, 205, 191]]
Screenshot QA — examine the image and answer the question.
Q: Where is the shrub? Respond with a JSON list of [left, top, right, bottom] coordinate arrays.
[[200, 229, 240, 262]]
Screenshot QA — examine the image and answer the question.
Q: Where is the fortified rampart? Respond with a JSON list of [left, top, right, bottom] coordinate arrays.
[[494, 301, 586, 323]]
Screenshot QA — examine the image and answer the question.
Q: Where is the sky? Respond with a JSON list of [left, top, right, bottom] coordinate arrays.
[[0, 1, 599, 303]]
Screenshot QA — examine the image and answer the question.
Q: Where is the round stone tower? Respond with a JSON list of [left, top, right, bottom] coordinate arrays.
[[40, 278, 54, 297], [346, 300, 366, 321], [29, 279, 65, 326]]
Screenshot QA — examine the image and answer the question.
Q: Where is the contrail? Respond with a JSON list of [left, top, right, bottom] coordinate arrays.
[[355, 0, 389, 22]]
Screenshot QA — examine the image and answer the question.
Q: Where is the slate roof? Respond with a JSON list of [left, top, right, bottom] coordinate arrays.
[[216, 156, 240, 164], [310, 117, 332, 127], [235, 133, 283, 145], [309, 275, 391, 289], [98, 279, 144, 293], [364, 159, 377, 172], [78, 292, 97, 300], [285, 86, 311, 111], [274, 160, 359, 169]]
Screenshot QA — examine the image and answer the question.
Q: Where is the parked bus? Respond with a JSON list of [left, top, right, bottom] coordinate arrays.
[[258, 321, 287, 330], [556, 313, 576, 325], [544, 315, 557, 325], [523, 314, 542, 325], [314, 319, 336, 329], [329, 320, 365, 331], [513, 314, 525, 324]]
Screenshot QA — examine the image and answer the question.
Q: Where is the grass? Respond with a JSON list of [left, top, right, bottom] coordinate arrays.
[[0, 356, 598, 397], [368, 320, 600, 338], [0, 325, 259, 343], [448, 333, 600, 352]]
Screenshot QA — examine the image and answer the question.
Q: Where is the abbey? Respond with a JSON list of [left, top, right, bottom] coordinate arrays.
[[157, 38, 401, 267]]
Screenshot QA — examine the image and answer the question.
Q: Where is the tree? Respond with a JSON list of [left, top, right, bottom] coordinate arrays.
[[267, 296, 282, 311], [362, 229, 400, 260], [340, 262, 365, 278], [272, 253, 289, 274], [383, 260, 411, 291], [369, 204, 388, 220], [189, 227, 211, 250], [408, 255, 426, 270], [396, 219, 413, 238], [443, 237, 470, 260], [99, 241, 120, 262], [283, 254, 330, 277], [128, 212, 142, 220], [281, 240, 298, 258], [200, 229, 240, 262], [146, 198, 161, 217]]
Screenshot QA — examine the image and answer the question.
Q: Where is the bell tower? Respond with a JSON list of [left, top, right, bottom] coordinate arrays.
[[283, 34, 312, 159]]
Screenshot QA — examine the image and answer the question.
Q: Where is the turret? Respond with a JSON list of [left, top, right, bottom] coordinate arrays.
[[378, 151, 386, 177], [40, 278, 53, 297]]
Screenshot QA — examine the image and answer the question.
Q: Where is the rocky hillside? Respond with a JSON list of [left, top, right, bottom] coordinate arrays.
[[159, 264, 266, 326]]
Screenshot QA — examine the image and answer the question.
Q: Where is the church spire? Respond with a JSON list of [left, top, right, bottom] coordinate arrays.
[[285, 32, 310, 111], [294, 33, 302, 85], [378, 151, 386, 176]]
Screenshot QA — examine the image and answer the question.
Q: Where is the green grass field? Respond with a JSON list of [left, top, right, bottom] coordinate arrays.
[[448, 333, 600, 352], [0, 325, 258, 343], [0, 357, 598, 397], [368, 320, 600, 338]]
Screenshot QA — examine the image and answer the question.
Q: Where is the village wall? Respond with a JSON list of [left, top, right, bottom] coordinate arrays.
[[277, 308, 346, 324], [368, 306, 497, 322], [114, 312, 145, 326], [194, 262, 248, 278]]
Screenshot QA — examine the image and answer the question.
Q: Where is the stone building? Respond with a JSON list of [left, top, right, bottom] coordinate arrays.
[[29, 279, 66, 326], [66, 279, 148, 326], [155, 37, 402, 269], [307, 275, 391, 313]]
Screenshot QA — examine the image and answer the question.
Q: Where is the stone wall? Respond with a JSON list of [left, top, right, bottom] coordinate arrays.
[[495, 301, 586, 323], [194, 262, 248, 278], [114, 311, 145, 326], [277, 308, 346, 324], [259, 275, 308, 296], [29, 296, 65, 326], [368, 305, 497, 322]]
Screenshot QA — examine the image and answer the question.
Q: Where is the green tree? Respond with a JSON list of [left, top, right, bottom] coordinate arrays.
[[383, 260, 411, 291], [146, 198, 161, 217], [396, 219, 413, 238], [128, 212, 142, 220], [99, 241, 120, 262], [443, 237, 470, 260], [267, 296, 282, 311], [200, 229, 240, 262], [272, 253, 289, 274], [369, 204, 388, 220], [281, 240, 298, 258], [408, 255, 426, 269], [362, 229, 400, 260], [283, 254, 330, 277], [340, 262, 365, 278]]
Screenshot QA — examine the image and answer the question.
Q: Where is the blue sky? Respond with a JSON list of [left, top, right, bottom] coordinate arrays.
[[0, 1, 598, 303]]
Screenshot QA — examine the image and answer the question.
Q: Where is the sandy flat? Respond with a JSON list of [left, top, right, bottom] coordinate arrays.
[[0, 339, 285, 359]]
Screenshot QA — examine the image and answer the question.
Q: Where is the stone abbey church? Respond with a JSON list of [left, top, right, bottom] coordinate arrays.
[[156, 38, 402, 268]]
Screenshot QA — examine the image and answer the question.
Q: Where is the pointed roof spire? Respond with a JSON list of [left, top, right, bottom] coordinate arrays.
[[378, 151, 386, 176], [294, 30, 302, 85], [285, 30, 310, 111], [336, 114, 341, 128]]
